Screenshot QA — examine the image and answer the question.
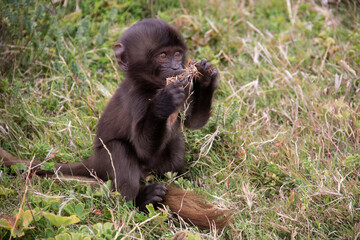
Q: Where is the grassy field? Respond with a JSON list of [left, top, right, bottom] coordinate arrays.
[[1, 0, 360, 239]]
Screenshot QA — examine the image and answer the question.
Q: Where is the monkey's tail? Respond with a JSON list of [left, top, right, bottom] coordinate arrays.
[[0, 147, 92, 177], [163, 185, 233, 230]]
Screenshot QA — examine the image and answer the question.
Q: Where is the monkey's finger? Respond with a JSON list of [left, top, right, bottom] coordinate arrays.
[[150, 196, 164, 204], [210, 69, 218, 78], [153, 183, 168, 195], [155, 186, 168, 195], [177, 78, 185, 84], [200, 58, 207, 67], [204, 62, 213, 71]]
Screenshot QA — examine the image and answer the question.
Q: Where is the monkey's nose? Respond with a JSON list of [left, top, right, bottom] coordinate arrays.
[[171, 62, 182, 70]]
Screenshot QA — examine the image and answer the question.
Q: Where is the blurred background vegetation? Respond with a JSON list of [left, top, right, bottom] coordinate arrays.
[[0, 0, 359, 239]]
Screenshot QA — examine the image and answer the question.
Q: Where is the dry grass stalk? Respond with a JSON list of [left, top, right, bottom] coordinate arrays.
[[166, 64, 199, 86]]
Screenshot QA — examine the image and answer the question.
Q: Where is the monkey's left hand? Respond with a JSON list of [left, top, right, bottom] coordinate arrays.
[[193, 58, 218, 89]]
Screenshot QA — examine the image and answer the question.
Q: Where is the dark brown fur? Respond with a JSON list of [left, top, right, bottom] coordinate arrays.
[[0, 19, 230, 230]]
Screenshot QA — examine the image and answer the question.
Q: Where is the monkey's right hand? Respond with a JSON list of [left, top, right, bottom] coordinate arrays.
[[153, 83, 185, 119], [135, 183, 168, 212]]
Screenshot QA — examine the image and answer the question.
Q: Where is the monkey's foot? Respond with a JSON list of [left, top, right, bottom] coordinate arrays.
[[135, 183, 167, 211]]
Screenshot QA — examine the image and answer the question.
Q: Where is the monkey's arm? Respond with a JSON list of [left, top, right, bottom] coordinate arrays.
[[184, 59, 218, 129], [131, 83, 185, 160]]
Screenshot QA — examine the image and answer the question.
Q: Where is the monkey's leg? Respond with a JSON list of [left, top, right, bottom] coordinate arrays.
[[152, 135, 185, 175], [92, 140, 141, 199], [94, 140, 167, 210]]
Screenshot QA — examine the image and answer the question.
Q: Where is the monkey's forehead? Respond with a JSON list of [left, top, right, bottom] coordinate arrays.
[[118, 18, 186, 52]]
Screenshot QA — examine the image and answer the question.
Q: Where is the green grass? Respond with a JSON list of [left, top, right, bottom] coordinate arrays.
[[1, 0, 360, 239]]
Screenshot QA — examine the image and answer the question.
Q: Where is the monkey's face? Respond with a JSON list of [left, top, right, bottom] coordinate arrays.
[[152, 46, 185, 81], [115, 19, 187, 87]]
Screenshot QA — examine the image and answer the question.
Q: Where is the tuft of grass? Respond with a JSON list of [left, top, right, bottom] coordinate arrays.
[[1, 0, 360, 239]]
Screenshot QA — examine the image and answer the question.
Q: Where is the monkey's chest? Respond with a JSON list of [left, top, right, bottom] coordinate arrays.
[[167, 111, 179, 126]]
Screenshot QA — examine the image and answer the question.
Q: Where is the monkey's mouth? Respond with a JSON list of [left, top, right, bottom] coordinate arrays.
[[161, 69, 185, 81]]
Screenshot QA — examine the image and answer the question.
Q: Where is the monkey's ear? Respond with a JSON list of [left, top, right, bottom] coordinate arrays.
[[114, 43, 128, 71]]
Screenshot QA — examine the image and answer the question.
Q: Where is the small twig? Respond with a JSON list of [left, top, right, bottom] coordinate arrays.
[[12, 155, 36, 236], [43, 4, 57, 15], [248, 131, 286, 146], [99, 138, 117, 191]]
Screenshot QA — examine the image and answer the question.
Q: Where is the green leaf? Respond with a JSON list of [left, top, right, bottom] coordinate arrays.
[[63, 202, 89, 220], [55, 232, 71, 240], [55, 232, 91, 240], [0, 217, 12, 229], [40, 162, 55, 171], [174, 232, 204, 240], [10, 163, 27, 172], [69, 232, 91, 240], [20, 209, 34, 228], [0, 209, 37, 237], [145, 204, 168, 225], [186, 232, 204, 240], [43, 212, 80, 227], [92, 222, 114, 239]]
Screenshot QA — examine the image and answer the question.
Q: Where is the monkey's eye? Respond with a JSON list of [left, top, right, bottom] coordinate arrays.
[[159, 53, 167, 60], [174, 51, 182, 59]]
